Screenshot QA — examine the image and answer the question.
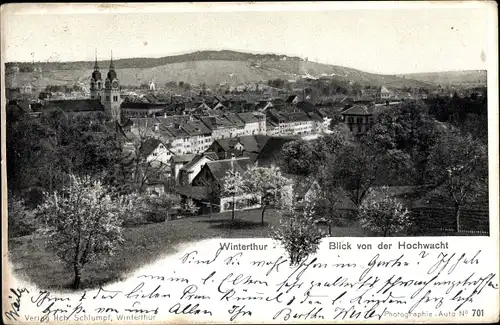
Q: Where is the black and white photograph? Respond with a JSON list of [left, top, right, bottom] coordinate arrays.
[[2, 2, 498, 324]]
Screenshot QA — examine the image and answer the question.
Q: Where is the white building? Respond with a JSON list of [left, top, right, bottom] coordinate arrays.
[[237, 111, 267, 135]]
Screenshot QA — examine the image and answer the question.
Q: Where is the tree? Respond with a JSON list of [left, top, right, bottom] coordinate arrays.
[[331, 142, 380, 206], [280, 140, 315, 176], [363, 101, 443, 185], [244, 165, 290, 225], [35, 175, 129, 289], [123, 123, 169, 193], [426, 131, 488, 232], [358, 186, 412, 236], [222, 168, 246, 221], [271, 199, 324, 266]]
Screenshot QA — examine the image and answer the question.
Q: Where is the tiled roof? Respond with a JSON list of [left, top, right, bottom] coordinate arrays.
[[307, 111, 323, 122], [237, 111, 261, 124], [199, 116, 234, 130], [223, 113, 245, 128], [181, 120, 212, 136], [238, 135, 270, 153], [256, 136, 300, 166], [176, 186, 212, 200], [296, 101, 316, 112], [283, 111, 311, 122], [205, 157, 253, 186], [43, 99, 105, 112], [341, 105, 372, 116], [139, 138, 162, 157], [156, 115, 191, 127], [162, 125, 190, 138], [286, 95, 298, 103], [121, 102, 169, 110], [180, 152, 217, 172], [380, 86, 391, 93], [171, 153, 197, 163]]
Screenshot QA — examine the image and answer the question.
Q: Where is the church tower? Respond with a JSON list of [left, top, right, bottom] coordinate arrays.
[[90, 50, 102, 101], [103, 51, 121, 121]]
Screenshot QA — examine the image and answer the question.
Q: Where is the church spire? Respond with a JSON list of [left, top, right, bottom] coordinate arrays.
[[94, 49, 99, 70], [109, 50, 115, 70]]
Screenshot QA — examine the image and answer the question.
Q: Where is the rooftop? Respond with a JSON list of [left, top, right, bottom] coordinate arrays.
[[43, 99, 105, 112]]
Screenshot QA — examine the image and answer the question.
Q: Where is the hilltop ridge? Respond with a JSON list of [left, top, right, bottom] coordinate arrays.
[[5, 50, 485, 89]]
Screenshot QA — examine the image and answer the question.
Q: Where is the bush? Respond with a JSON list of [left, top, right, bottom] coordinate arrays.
[[271, 201, 325, 266], [358, 187, 412, 236], [8, 193, 35, 238]]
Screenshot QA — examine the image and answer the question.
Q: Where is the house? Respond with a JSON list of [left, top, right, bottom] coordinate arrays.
[[199, 115, 236, 140], [284, 111, 314, 135], [286, 95, 300, 106], [120, 102, 168, 117], [293, 177, 321, 203], [380, 86, 393, 101], [191, 157, 257, 212], [179, 119, 213, 153], [340, 105, 374, 135], [306, 111, 325, 133], [140, 138, 174, 165], [237, 111, 267, 135], [207, 138, 246, 160], [223, 112, 246, 137], [160, 123, 193, 155], [175, 185, 214, 214], [170, 153, 197, 184], [255, 100, 273, 111], [266, 120, 281, 136], [178, 152, 218, 185], [207, 135, 271, 161]]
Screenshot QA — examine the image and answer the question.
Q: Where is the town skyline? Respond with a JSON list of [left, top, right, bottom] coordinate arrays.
[[2, 2, 493, 75]]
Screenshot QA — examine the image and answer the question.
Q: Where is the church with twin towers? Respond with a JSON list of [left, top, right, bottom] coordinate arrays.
[[90, 51, 121, 121]]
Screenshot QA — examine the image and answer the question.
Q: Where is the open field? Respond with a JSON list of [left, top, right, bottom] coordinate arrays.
[[7, 208, 371, 290]]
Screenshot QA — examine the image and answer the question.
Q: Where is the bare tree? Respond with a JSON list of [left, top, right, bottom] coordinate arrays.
[[126, 122, 169, 193]]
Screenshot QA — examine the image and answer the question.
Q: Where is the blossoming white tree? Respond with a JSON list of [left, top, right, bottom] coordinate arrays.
[[271, 199, 324, 266], [183, 198, 200, 216], [358, 186, 411, 237], [244, 165, 290, 225], [36, 175, 131, 289], [222, 169, 246, 221]]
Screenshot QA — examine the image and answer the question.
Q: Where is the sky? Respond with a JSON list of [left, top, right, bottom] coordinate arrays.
[[1, 2, 495, 75]]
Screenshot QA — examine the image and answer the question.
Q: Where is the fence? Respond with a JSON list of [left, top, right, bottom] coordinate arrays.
[[409, 207, 489, 235]]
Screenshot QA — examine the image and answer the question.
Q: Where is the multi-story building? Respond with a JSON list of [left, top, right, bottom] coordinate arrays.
[[340, 105, 374, 135], [222, 112, 246, 137], [237, 111, 267, 135], [180, 119, 213, 153], [199, 116, 235, 140]]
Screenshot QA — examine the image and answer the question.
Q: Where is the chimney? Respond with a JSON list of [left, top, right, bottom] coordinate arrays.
[[231, 153, 235, 169], [154, 124, 159, 132]]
